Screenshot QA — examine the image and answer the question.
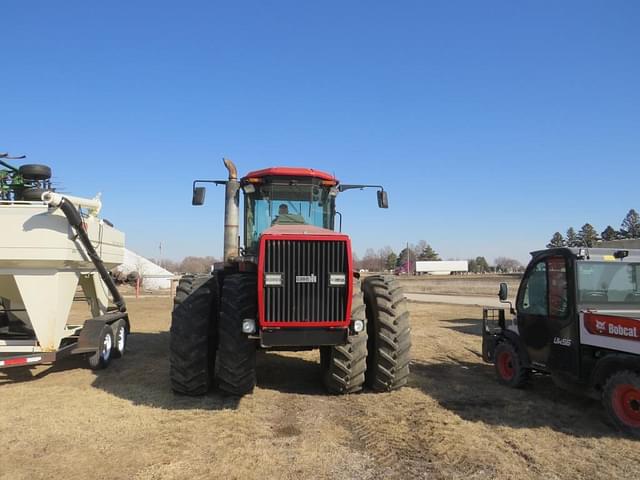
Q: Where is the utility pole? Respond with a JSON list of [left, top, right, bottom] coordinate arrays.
[[159, 242, 163, 268]]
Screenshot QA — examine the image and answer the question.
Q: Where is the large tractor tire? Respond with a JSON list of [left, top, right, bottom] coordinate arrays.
[[362, 275, 411, 391], [320, 278, 368, 394], [216, 273, 258, 396], [169, 274, 219, 395], [602, 370, 640, 437]]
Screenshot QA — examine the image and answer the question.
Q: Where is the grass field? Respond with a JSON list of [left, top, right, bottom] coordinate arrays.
[[1, 288, 639, 480]]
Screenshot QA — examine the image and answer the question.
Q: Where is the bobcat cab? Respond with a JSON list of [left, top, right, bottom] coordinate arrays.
[[483, 247, 640, 436]]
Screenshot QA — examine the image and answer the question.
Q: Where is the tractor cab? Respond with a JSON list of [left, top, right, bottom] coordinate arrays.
[[240, 168, 340, 254], [483, 247, 640, 436]]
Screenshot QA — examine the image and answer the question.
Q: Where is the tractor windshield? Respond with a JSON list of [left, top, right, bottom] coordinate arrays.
[[577, 261, 640, 306], [244, 180, 335, 253]]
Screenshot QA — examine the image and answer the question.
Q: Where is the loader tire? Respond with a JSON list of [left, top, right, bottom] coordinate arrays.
[[363, 275, 411, 391], [602, 370, 640, 438], [169, 274, 219, 395], [216, 273, 258, 396], [494, 341, 529, 388], [321, 278, 368, 394]]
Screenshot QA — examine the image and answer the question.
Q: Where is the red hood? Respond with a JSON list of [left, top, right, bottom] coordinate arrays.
[[261, 224, 347, 238]]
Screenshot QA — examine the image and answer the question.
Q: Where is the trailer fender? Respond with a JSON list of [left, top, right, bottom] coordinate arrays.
[[75, 314, 128, 354]]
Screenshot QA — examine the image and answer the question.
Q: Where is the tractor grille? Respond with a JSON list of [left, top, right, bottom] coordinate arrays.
[[263, 239, 349, 324]]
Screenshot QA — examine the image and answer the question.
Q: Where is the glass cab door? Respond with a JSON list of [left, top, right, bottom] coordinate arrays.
[[516, 255, 576, 374]]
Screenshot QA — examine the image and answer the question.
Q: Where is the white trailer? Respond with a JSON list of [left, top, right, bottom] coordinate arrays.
[[415, 260, 468, 275], [0, 165, 129, 370]]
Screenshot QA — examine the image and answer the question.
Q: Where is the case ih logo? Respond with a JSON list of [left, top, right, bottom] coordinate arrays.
[[584, 313, 639, 341]]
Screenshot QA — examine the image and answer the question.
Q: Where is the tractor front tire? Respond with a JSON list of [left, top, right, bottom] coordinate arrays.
[[494, 341, 529, 388], [602, 370, 640, 437], [169, 274, 219, 395], [363, 275, 411, 391], [216, 274, 258, 396], [321, 278, 368, 394]]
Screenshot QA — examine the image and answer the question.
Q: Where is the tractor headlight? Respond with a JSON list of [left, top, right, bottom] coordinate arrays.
[[329, 273, 346, 286], [353, 319, 365, 333], [265, 273, 283, 286], [242, 318, 257, 334]]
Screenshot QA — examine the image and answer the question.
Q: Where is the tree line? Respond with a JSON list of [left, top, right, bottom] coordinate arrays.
[[355, 241, 523, 274], [547, 209, 640, 248]]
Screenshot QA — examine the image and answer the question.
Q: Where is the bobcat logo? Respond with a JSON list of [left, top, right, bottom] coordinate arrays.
[[595, 320, 606, 332]]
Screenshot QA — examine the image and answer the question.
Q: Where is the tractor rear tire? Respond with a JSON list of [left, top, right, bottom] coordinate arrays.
[[320, 278, 368, 394], [18, 164, 52, 181], [173, 274, 209, 309], [494, 341, 529, 388], [363, 275, 411, 391], [602, 370, 640, 437], [216, 273, 258, 396], [169, 274, 219, 395]]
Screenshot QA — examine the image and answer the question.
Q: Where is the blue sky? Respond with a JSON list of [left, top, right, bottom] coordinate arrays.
[[2, 1, 638, 263]]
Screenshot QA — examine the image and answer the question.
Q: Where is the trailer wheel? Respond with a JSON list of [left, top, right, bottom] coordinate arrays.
[[87, 326, 114, 370], [321, 278, 368, 394], [18, 164, 52, 181], [362, 275, 411, 391], [494, 341, 529, 388], [170, 274, 219, 395], [603, 370, 640, 437], [216, 273, 257, 396], [111, 320, 128, 358]]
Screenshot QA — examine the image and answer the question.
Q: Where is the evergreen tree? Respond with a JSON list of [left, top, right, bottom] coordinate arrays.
[[620, 209, 640, 238], [566, 227, 579, 247], [601, 225, 618, 241], [546, 232, 565, 248], [475, 256, 490, 273], [385, 252, 398, 271], [467, 258, 477, 273], [578, 223, 599, 247], [418, 244, 440, 261]]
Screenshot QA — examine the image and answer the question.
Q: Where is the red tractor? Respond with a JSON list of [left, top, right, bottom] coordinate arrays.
[[170, 159, 411, 396]]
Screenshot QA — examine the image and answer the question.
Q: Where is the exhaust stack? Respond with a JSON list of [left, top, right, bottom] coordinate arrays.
[[223, 158, 240, 263]]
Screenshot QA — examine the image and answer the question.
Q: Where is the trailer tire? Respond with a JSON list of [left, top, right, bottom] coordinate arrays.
[[216, 273, 257, 396], [321, 278, 368, 394], [87, 326, 114, 370], [170, 274, 219, 395], [18, 164, 52, 181], [362, 275, 411, 391], [111, 319, 128, 358], [602, 370, 640, 437], [494, 341, 529, 388]]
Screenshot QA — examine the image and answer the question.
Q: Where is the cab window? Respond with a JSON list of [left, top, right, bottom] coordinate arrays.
[[519, 260, 548, 315]]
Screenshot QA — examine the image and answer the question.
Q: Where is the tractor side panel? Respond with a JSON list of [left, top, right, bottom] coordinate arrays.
[[257, 234, 353, 328]]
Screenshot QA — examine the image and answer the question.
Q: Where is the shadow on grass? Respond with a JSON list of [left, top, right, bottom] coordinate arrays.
[[408, 358, 624, 439], [440, 317, 483, 336]]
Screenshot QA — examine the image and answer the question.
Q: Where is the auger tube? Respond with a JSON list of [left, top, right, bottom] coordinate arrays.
[[56, 197, 127, 312]]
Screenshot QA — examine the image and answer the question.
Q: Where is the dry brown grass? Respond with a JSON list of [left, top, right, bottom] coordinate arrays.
[[393, 274, 522, 297], [1, 295, 639, 480]]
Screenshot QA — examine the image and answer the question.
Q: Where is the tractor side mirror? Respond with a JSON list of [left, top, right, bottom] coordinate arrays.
[[377, 190, 388, 209], [192, 187, 206, 206], [498, 283, 508, 301]]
